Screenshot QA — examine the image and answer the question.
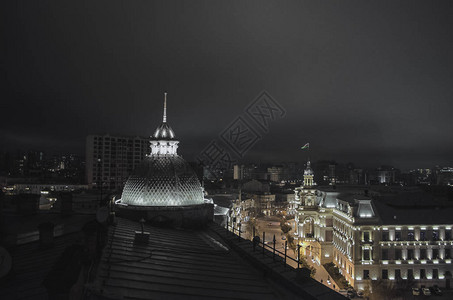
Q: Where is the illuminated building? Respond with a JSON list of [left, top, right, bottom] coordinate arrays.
[[115, 93, 210, 226], [293, 165, 453, 290], [118, 93, 204, 207], [85, 134, 150, 190], [267, 166, 284, 182], [332, 196, 453, 291], [250, 193, 275, 216], [233, 164, 257, 181], [294, 160, 335, 265]]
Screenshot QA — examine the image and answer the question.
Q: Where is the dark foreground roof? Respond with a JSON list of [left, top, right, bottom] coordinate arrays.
[[89, 218, 345, 300], [1, 232, 83, 299], [0, 213, 95, 300]]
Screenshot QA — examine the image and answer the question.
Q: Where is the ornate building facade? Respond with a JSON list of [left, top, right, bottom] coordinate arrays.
[[294, 160, 335, 265], [293, 163, 453, 290]]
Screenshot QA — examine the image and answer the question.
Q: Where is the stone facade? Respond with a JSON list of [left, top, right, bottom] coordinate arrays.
[[293, 163, 453, 290]]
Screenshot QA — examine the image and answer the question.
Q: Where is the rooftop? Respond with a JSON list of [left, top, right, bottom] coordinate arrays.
[[89, 218, 345, 300], [373, 198, 453, 225]]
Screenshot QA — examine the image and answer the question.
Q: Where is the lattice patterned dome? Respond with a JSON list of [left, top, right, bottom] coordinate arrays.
[[119, 92, 204, 207], [120, 155, 204, 206]]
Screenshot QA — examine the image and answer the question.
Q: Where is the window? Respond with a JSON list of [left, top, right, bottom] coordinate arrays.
[[395, 269, 401, 279], [408, 231, 414, 241], [446, 230, 452, 241], [433, 231, 439, 241], [395, 249, 402, 260], [408, 269, 414, 280], [326, 218, 333, 227], [432, 249, 439, 259], [326, 230, 333, 242], [364, 249, 370, 260], [364, 232, 370, 242], [407, 249, 414, 260], [363, 270, 370, 279], [420, 248, 427, 260], [382, 269, 388, 279], [382, 231, 389, 241], [420, 269, 426, 279], [433, 269, 438, 279], [395, 231, 401, 241], [420, 231, 426, 241], [382, 249, 389, 260]]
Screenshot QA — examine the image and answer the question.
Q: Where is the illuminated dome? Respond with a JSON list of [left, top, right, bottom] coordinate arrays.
[[153, 122, 176, 140], [119, 93, 204, 207], [120, 156, 203, 206]]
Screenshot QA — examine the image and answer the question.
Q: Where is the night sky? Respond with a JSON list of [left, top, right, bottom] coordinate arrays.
[[2, 1, 453, 170]]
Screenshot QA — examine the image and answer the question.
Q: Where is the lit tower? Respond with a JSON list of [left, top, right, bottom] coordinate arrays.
[[150, 92, 179, 156], [294, 158, 318, 244], [303, 160, 314, 187], [299, 159, 317, 207], [116, 93, 212, 227]]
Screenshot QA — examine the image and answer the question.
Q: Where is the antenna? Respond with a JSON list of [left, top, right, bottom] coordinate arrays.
[[163, 92, 167, 123]]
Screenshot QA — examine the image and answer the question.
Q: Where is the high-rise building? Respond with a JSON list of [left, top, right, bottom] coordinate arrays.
[[85, 134, 150, 190], [267, 166, 284, 182], [233, 164, 243, 180], [233, 164, 255, 181]]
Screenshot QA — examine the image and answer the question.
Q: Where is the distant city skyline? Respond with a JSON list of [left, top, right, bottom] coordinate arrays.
[[2, 1, 453, 171]]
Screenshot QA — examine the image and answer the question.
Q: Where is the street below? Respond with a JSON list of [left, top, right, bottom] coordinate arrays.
[[240, 216, 342, 293]]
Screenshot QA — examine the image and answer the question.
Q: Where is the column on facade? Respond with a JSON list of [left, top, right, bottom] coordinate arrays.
[[402, 247, 408, 260]]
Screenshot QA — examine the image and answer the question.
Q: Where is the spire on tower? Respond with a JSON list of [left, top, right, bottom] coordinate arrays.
[[163, 92, 167, 123]]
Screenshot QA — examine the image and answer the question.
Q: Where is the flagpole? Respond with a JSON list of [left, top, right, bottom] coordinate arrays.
[[301, 142, 310, 166]]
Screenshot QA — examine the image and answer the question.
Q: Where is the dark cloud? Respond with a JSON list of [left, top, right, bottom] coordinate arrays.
[[2, 1, 453, 170]]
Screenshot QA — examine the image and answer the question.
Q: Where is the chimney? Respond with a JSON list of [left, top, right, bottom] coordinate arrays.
[[134, 218, 150, 244], [38, 222, 55, 249]]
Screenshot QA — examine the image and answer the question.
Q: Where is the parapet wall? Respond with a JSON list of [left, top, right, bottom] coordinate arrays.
[[115, 203, 214, 228]]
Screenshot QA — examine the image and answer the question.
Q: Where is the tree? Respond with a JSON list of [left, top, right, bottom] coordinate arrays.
[[362, 280, 371, 300], [246, 217, 258, 240], [281, 223, 292, 234]]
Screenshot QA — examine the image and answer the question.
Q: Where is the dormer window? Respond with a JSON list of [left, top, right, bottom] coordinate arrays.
[[357, 200, 375, 218]]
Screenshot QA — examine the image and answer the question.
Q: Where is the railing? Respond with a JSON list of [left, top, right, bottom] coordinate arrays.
[[224, 220, 304, 269]]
